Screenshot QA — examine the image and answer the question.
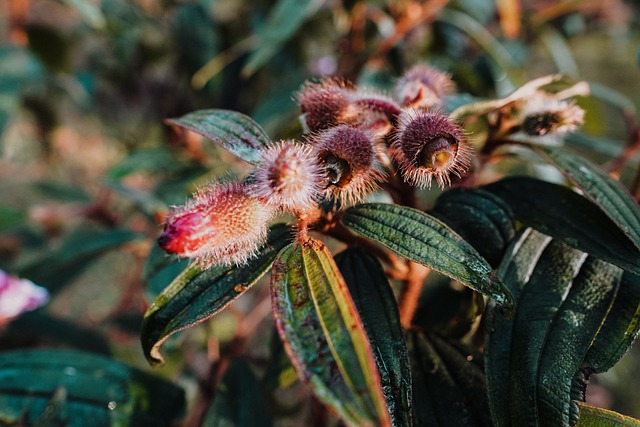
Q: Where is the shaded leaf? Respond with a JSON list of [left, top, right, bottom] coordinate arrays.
[[528, 145, 640, 253], [341, 203, 512, 308], [203, 359, 273, 427], [243, 0, 326, 76], [270, 238, 391, 426], [142, 224, 291, 365], [165, 109, 270, 164], [335, 248, 412, 427], [484, 176, 640, 275], [576, 404, 640, 427], [431, 187, 516, 267], [263, 328, 298, 391], [0, 349, 184, 427]]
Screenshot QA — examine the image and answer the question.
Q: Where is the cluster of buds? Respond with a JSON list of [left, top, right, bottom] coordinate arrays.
[[158, 65, 586, 269]]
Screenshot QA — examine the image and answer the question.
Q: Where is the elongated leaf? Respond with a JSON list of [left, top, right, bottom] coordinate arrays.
[[0, 349, 184, 427], [165, 109, 270, 164], [528, 144, 640, 253], [270, 238, 391, 426], [335, 248, 412, 427], [431, 188, 516, 267], [576, 404, 640, 427], [583, 271, 640, 372], [341, 203, 512, 307], [485, 229, 553, 427], [243, 0, 326, 76], [142, 224, 291, 365], [485, 176, 640, 275], [409, 332, 490, 426], [203, 359, 273, 427]]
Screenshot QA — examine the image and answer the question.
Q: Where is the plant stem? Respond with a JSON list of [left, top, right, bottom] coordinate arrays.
[[399, 262, 430, 329]]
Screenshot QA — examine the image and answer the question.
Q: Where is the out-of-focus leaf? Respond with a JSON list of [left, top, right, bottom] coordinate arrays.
[[485, 229, 552, 427], [16, 227, 140, 294], [263, 328, 298, 391], [107, 147, 184, 180], [484, 176, 640, 275], [165, 109, 270, 165], [107, 182, 168, 219], [342, 203, 512, 308], [0, 349, 184, 427], [62, 0, 106, 29], [31, 181, 92, 202], [142, 224, 291, 365], [143, 243, 189, 301], [583, 271, 640, 372], [528, 145, 640, 253], [175, 4, 220, 74], [431, 187, 516, 267], [203, 359, 273, 427], [335, 248, 412, 427], [270, 238, 391, 426], [576, 404, 640, 427], [409, 331, 490, 426], [0, 206, 25, 232], [242, 0, 326, 76]]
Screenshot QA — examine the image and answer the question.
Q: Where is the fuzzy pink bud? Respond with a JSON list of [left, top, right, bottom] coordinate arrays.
[[394, 64, 455, 109], [158, 181, 274, 268], [311, 125, 385, 205], [0, 270, 49, 324], [391, 109, 472, 188], [340, 91, 402, 138], [296, 79, 352, 132], [249, 141, 324, 213]]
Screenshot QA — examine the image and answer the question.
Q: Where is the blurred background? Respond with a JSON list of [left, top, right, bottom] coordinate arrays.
[[0, 0, 639, 424]]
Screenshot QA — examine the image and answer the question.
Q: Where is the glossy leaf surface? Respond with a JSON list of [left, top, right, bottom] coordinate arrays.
[[142, 224, 291, 365], [576, 404, 640, 427], [165, 109, 270, 164], [342, 203, 512, 307], [0, 349, 184, 427], [270, 238, 391, 426], [335, 248, 412, 427], [485, 176, 640, 275]]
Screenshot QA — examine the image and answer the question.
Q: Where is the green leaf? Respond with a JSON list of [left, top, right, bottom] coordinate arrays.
[[165, 109, 271, 164], [341, 203, 512, 308], [576, 404, 640, 427], [409, 331, 490, 426], [485, 176, 640, 275], [0, 349, 184, 426], [270, 238, 391, 426], [141, 224, 291, 365], [527, 145, 640, 253], [203, 359, 273, 427], [431, 187, 516, 267], [484, 229, 553, 427], [335, 248, 412, 427], [242, 0, 326, 76], [263, 328, 298, 391], [583, 271, 640, 372], [0, 206, 25, 232]]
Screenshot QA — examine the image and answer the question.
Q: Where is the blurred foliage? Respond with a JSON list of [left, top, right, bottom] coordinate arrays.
[[0, 0, 640, 426]]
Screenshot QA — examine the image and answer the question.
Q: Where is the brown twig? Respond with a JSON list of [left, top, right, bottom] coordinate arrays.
[[398, 262, 431, 329]]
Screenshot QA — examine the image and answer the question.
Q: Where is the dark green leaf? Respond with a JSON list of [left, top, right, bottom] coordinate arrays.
[[165, 109, 270, 164], [242, 0, 326, 76], [576, 404, 640, 427], [341, 203, 512, 308], [431, 187, 516, 267], [583, 271, 640, 372], [528, 145, 640, 253], [203, 359, 273, 427], [484, 176, 640, 275], [335, 248, 412, 427], [484, 229, 553, 427], [263, 328, 298, 391], [270, 238, 391, 426], [31, 181, 91, 202], [0, 206, 25, 232], [142, 224, 291, 365], [0, 349, 184, 427], [107, 147, 183, 180]]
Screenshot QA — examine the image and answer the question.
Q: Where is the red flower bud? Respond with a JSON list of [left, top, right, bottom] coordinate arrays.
[[249, 141, 324, 213], [159, 181, 274, 267], [394, 64, 455, 109], [340, 91, 402, 138], [296, 79, 352, 132], [391, 109, 472, 188], [311, 125, 385, 204]]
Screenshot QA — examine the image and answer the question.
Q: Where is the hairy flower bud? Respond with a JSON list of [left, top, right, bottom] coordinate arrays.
[[519, 92, 585, 136], [340, 91, 402, 138], [296, 79, 352, 132], [391, 109, 471, 188], [311, 125, 384, 204], [249, 141, 324, 213], [394, 64, 455, 109], [158, 181, 274, 267]]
